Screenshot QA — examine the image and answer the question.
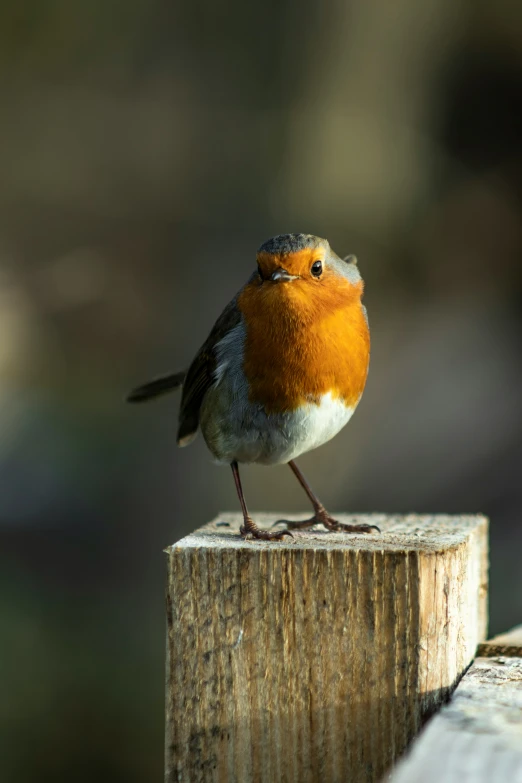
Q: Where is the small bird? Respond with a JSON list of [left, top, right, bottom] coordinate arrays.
[[128, 233, 378, 540]]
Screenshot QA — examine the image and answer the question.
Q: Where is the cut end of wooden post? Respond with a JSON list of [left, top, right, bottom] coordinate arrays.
[[165, 512, 488, 554], [165, 513, 488, 782]]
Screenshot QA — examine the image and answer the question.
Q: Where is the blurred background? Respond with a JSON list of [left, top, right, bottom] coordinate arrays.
[[1, 0, 522, 779]]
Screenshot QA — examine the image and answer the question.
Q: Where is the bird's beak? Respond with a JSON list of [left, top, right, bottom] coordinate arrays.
[[270, 267, 299, 282]]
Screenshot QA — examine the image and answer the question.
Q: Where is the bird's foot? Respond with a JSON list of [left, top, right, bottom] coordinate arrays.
[[240, 516, 293, 541], [273, 507, 380, 534]]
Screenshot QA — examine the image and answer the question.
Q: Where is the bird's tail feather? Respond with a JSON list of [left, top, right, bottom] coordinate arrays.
[[126, 371, 186, 403]]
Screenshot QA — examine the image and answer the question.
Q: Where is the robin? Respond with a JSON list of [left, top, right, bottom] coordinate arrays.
[[127, 233, 379, 540]]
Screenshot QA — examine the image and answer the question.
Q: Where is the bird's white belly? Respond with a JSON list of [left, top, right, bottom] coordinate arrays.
[[257, 392, 356, 465], [201, 385, 357, 465]]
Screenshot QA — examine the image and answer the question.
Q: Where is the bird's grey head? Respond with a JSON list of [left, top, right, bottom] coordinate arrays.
[[256, 233, 362, 285]]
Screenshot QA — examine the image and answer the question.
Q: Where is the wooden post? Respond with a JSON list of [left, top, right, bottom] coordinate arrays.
[[390, 626, 522, 782], [164, 513, 488, 783]]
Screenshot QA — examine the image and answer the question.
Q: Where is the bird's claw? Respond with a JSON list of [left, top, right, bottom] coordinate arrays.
[[272, 514, 380, 534], [240, 518, 293, 541], [272, 518, 316, 530]]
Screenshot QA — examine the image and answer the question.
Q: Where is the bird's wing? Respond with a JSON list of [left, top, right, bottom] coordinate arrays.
[[177, 297, 242, 446]]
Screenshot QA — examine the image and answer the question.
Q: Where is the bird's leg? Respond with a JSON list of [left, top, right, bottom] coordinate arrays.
[[274, 460, 380, 534], [231, 461, 292, 541]]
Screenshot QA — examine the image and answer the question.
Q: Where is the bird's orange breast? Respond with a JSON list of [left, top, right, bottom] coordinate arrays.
[[237, 275, 370, 414]]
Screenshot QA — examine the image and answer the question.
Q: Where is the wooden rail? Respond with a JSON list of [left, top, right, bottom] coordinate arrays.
[[390, 625, 522, 782], [164, 513, 487, 782]]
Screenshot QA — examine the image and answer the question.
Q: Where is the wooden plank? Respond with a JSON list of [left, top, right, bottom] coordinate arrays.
[[164, 513, 488, 783], [477, 624, 522, 658], [389, 655, 522, 782]]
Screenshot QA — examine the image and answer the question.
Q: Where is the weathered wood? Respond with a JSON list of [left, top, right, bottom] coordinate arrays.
[[389, 654, 522, 782], [477, 624, 522, 658], [164, 513, 488, 783]]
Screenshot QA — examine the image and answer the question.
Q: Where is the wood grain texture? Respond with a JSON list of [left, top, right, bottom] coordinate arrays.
[[389, 655, 522, 783], [164, 513, 488, 783]]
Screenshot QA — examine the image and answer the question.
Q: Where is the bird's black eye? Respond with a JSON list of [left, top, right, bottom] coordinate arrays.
[[311, 260, 323, 277]]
